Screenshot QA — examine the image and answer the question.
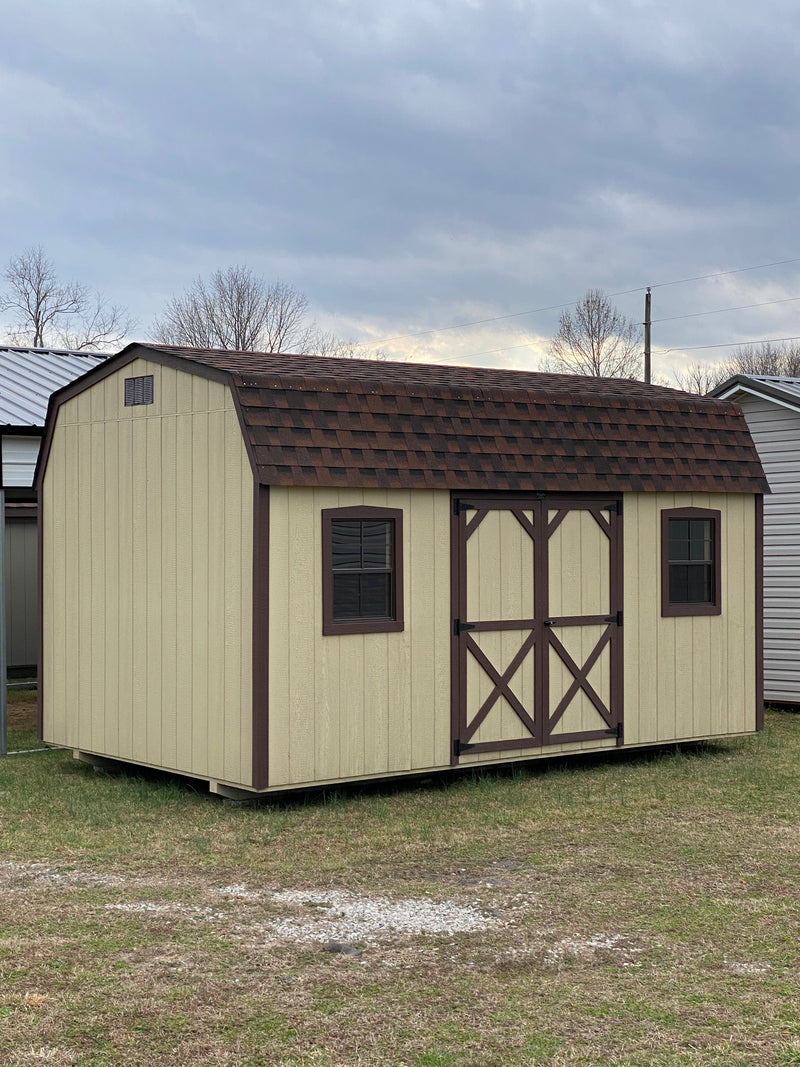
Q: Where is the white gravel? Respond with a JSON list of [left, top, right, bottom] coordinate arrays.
[[545, 932, 642, 966], [260, 888, 499, 945]]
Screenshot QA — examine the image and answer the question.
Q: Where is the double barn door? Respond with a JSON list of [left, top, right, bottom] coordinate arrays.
[[451, 494, 623, 760]]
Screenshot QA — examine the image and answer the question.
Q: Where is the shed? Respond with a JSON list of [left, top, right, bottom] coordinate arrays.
[[36, 344, 768, 796], [1, 346, 106, 676], [710, 374, 800, 703]]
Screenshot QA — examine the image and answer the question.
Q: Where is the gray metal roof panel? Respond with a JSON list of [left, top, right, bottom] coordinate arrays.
[[711, 374, 800, 410], [0, 347, 108, 426]]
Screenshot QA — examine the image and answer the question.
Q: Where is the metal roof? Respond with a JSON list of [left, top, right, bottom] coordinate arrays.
[[711, 374, 800, 413], [0, 346, 107, 427]]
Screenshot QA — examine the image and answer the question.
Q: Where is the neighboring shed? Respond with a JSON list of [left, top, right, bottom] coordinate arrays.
[[710, 374, 800, 703], [36, 344, 768, 796], [1, 346, 106, 675]]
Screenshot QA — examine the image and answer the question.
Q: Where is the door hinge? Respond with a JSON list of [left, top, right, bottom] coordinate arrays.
[[605, 721, 624, 741], [604, 610, 623, 626], [453, 738, 476, 757], [453, 499, 477, 515], [605, 500, 622, 514], [453, 618, 476, 636]]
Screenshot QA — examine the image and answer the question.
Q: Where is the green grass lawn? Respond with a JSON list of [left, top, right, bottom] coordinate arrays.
[[0, 708, 799, 1066]]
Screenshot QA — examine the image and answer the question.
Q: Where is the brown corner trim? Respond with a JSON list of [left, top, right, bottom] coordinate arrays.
[[251, 483, 270, 790], [450, 493, 462, 764], [37, 482, 44, 741], [755, 494, 764, 731]]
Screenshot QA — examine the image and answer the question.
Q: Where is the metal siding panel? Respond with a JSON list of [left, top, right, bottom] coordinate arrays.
[[740, 396, 800, 701], [2, 435, 41, 487], [5, 518, 37, 668]]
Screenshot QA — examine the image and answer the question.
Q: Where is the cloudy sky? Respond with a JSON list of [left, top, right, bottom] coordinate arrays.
[[2, 0, 800, 379]]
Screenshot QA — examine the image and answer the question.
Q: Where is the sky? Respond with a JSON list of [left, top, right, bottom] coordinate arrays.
[[2, 0, 800, 381]]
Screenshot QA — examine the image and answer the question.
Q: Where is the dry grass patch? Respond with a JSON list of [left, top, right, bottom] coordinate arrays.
[[0, 710, 799, 1065]]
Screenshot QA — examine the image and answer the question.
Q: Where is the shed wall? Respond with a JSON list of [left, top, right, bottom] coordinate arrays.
[[267, 487, 452, 787], [268, 488, 757, 788], [41, 357, 255, 786], [735, 393, 800, 702], [623, 491, 756, 742], [458, 491, 757, 768]]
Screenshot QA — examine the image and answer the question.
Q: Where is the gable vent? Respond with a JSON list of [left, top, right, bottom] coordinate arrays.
[[124, 375, 154, 406]]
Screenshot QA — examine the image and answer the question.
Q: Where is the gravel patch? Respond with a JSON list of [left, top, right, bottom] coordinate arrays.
[[257, 888, 500, 945], [0, 860, 158, 891], [544, 932, 643, 966]]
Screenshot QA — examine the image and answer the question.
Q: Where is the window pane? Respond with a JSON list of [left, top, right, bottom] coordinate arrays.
[[668, 519, 689, 560], [332, 573, 361, 618], [331, 521, 362, 569], [688, 519, 712, 561], [669, 564, 689, 603], [361, 521, 391, 569], [327, 514, 398, 626], [669, 563, 712, 603], [359, 573, 392, 617], [686, 563, 712, 603]]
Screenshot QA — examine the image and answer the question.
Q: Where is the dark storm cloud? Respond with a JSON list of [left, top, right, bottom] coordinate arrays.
[[2, 0, 800, 370]]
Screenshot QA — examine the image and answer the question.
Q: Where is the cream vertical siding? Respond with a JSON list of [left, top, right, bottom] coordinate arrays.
[[623, 492, 757, 744], [459, 503, 617, 767], [464, 508, 536, 746], [267, 487, 451, 787], [41, 358, 254, 787]]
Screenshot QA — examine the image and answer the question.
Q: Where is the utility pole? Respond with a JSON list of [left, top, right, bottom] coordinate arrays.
[[644, 287, 652, 384]]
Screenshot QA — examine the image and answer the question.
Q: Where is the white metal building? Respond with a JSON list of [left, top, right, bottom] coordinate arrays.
[[1, 346, 106, 675], [712, 374, 800, 704]]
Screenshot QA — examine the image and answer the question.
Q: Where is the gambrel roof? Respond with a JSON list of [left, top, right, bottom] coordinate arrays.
[[39, 343, 770, 495]]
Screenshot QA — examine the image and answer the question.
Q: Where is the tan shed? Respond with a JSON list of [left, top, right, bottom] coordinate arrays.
[[35, 344, 768, 797]]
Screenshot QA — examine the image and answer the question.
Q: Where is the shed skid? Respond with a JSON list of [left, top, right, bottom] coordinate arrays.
[[37, 345, 766, 795]]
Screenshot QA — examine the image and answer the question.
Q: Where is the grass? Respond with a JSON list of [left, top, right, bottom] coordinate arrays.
[[0, 705, 799, 1065]]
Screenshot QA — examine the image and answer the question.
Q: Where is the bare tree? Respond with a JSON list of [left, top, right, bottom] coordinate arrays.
[[152, 267, 321, 352], [672, 341, 800, 395], [308, 328, 387, 360], [542, 289, 642, 378], [152, 266, 387, 358], [716, 341, 800, 382], [672, 361, 723, 395], [0, 246, 132, 351]]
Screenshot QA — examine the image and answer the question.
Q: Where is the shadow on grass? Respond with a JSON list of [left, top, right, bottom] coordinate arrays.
[[45, 725, 766, 812]]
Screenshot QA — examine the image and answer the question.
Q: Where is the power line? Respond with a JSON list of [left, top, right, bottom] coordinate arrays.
[[665, 334, 800, 354], [355, 256, 800, 348], [646, 258, 800, 290], [652, 294, 800, 324]]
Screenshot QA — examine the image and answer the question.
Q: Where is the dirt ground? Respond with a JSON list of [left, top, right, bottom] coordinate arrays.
[[7, 696, 37, 729]]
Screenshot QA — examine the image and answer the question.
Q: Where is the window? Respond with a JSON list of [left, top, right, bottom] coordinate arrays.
[[124, 375, 154, 406], [322, 506, 404, 635], [661, 507, 721, 617]]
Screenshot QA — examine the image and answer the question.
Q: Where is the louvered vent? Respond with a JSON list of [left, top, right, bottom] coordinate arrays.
[[124, 375, 154, 406]]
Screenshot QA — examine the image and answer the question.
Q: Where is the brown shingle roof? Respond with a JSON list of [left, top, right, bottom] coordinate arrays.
[[124, 344, 771, 494]]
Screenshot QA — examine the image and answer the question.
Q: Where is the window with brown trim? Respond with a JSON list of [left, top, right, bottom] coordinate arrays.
[[661, 507, 721, 617], [322, 506, 404, 635]]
